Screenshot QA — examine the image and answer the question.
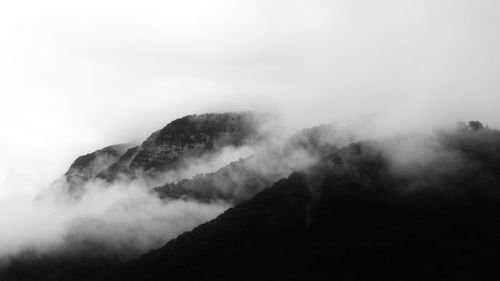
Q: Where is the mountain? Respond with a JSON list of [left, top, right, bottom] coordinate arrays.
[[0, 119, 349, 281], [50, 112, 266, 194], [125, 112, 265, 177], [52, 144, 133, 193], [96, 146, 140, 182], [153, 123, 350, 203], [4, 120, 500, 281], [103, 122, 500, 281]]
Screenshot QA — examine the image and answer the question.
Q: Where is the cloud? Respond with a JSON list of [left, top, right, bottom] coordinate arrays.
[[1, 0, 500, 273], [0, 118, 345, 262], [152, 145, 258, 186], [0, 122, 269, 262], [0, 180, 228, 262]]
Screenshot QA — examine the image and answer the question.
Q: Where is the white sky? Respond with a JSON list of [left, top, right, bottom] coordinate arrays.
[[1, 0, 500, 194]]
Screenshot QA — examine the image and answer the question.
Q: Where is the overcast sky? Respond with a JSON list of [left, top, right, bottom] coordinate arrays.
[[1, 0, 500, 194]]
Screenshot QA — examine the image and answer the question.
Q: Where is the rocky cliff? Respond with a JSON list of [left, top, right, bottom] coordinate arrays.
[[127, 112, 264, 177], [56, 144, 132, 193], [52, 112, 266, 194]]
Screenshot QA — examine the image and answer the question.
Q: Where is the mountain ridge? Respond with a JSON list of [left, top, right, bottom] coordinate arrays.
[[3, 119, 499, 281], [50, 112, 266, 194], [102, 122, 500, 281]]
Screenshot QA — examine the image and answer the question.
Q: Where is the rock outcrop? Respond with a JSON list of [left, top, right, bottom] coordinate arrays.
[[96, 146, 140, 181], [57, 144, 132, 193], [51, 112, 266, 194], [128, 112, 264, 175]]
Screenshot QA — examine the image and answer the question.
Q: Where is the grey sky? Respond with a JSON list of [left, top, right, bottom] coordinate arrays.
[[1, 0, 500, 194]]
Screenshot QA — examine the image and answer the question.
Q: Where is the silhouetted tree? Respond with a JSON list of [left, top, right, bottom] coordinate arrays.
[[468, 120, 484, 130]]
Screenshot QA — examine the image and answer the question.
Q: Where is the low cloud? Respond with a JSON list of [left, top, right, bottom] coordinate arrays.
[[0, 179, 228, 264]]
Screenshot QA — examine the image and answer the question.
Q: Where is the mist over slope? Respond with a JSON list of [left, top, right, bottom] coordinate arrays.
[[0, 112, 349, 280], [2, 119, 500, 281], [0, 113, 271, 275], [154, 124, 353, 203], [102, 122, 500, 281], [2, 1, 500, 280]]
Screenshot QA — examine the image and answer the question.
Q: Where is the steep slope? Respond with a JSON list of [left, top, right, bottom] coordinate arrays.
[[154, 124, 350, 203], [154, 156, 278, 203], [0, 123, 347, 281], [126, 112, 265, 178], [50, 112, 266, 194], [96, 146, 140, 181], [106, 173, 312, 281], [105, 123, 500, 281], [52, 144, 132, 193], [6, 121, 499, 281]]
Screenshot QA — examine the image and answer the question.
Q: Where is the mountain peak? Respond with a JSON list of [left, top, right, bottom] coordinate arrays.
[[52, 112, 267, 194]]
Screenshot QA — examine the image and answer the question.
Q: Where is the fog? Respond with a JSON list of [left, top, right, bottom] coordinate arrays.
[[0, 180, 228, 260], [1, 0, 500, 270], [0, 142, 262, 260]]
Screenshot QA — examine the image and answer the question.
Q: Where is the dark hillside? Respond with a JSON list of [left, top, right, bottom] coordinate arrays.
[[5, 122, 500, 281], [105, 124, 500, 281]]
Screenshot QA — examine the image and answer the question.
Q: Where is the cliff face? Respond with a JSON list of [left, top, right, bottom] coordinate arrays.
[[58, 144, 132, 192], [96, 146, 140, 181], [53, 112, 265, 193], [128, 112, 263, 175]]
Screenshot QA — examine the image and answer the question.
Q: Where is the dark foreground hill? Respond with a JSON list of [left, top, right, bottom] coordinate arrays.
[[103, 123, 500, 281], [3, 122, 500, 281]]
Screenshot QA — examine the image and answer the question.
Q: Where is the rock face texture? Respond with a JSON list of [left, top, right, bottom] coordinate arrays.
[[58, 144, 132, 192], [52, 112, 265, 193], [96, 146, 140, 181], [128, 112, 263, 175]]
